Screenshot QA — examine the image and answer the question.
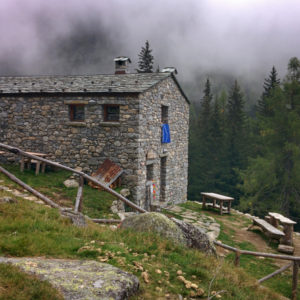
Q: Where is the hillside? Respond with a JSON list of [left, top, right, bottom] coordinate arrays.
[[0, 166, 297, 299]]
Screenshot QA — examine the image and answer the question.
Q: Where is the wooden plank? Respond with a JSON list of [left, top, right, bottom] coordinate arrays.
[[253, 218, 285, 238], [269, 212, 296, 225], [201, 192, 234, 201], [258, 262, 292, 283]]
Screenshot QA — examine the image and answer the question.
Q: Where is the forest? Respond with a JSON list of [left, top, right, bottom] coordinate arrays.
[[188, 57, 300, 228]]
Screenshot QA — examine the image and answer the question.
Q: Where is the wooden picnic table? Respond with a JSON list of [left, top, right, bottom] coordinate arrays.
[[20, 152, 48, 175], [268, 212, 297, 246], [201, 192, 234, 215]]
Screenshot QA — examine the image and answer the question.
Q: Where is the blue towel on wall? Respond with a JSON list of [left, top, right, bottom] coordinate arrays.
[[162, 124, 171, 143]]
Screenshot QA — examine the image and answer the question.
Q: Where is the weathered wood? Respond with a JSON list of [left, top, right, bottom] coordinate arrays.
[[292, 261, 299, 300], [91, 219, 122, 224], [252, 217, 285, 239], [269, 212, 297, 225], [258, 262, 292, 283], [0, 165, 60, 209], [74, 176, 84, 213], [234, 251, 241, 267], [201, 192, 234, 215], [214, 241, 300, 261], [0, 143, 147, 213], [278, 244, 294, 255]]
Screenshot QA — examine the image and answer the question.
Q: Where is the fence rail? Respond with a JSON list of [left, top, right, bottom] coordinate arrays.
[[214, 240, 300, 300], [0, 143, 147, 214]]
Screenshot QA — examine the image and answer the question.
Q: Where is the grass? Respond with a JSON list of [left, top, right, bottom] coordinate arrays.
[[178, 201, 299, 299], [0, 164, 119, 219], [0, 263, 63, 300], [0, 183, 284, 299]]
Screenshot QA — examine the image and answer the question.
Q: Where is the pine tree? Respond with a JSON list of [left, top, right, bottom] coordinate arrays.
[[199, 78, 213, 129], [137, 40, 154, 73], [258, 66, 280, 116]]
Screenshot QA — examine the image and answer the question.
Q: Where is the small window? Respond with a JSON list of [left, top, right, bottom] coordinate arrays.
[[69, 104, 85, 121], [104, 105, 120, 122], [161, 105, 168, 124]]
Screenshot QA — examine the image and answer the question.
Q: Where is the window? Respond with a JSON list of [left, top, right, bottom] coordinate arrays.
[[69, 104, 85, 121], [161, 105, 168, 124], [104, 105, 120, 122]]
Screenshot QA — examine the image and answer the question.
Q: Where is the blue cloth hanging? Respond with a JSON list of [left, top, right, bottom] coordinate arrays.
[[161, 124, 171, 143]]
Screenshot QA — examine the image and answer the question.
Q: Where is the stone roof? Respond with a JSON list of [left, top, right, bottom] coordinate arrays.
[[0, 73, 171, 94]]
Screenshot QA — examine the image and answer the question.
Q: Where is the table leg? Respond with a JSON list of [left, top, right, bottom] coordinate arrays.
[[220, 200, 223, 215], [228, 200, 232, 213], [213, 199, 216, 208], [282, 224, 294, 246], [27, 159, 32, 170], [41, 162, 46, 173], [35, 161, 41, 175], [202, 195, 206, 209], [20, 156, 25, 172]]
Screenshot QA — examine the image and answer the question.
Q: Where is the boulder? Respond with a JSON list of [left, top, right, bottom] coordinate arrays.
[[111, 200, 125, 214], [0, 257, 139, 300], [121, 212, 215, 254], [121, 212, 186, 246], [63, 179, 79, 188], [120, 188, 130, 197]]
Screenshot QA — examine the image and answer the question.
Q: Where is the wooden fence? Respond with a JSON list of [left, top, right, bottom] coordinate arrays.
[[0, 143, 147, 218], [214, 240, 300, 300]]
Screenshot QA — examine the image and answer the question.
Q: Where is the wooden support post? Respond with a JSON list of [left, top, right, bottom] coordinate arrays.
[[234, 251, 240, 267], [282, 224, 294, 246], [20, 156, 25, 172], [202, 195, 206, 209], [213, 199, 216, 208], [41, 162, 46, 173], [228, 200, 232, 213], [270, 216, 279, 228], [74, 176, 84, 213], [35, 161, 41, 175], [292, 261, 299, 300], [220, 200, 223, 215]]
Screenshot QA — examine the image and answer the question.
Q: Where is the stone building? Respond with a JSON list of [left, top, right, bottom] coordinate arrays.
[[0, 58, 189, 209]]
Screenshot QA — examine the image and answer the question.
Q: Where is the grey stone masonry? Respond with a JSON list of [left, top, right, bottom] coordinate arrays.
[[0, 72, 189, 209]]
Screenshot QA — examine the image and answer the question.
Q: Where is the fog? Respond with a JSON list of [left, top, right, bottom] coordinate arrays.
[[0, 0, 299, 100]]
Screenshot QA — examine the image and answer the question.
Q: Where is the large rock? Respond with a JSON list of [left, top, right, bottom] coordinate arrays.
[[121, 212, 215, 254], [0, 257, 139, 300], [121, 212, 186, 245], [63, 179, 79, 188]]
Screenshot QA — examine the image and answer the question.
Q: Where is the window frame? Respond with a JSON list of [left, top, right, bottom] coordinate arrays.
[[69, 104, 85, 122], [103, 104, 120, 122], [161, 105, 169, 124]]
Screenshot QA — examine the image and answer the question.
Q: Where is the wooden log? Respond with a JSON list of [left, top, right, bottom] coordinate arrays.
[[0, 143, 146, 213], [278, 244, 294, 255], [214, 241, 300, 261], [74, 176, 84, 213], [234, 251, 241, 267], [258, 262, 292, 283], [282, 224, 294, 246], [292, 261, 299, 300], [91, 219, 122, 224], [0, 165, 61, 209]]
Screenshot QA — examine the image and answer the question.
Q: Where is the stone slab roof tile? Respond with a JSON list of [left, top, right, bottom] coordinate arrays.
[[0, 73, 170, 94]]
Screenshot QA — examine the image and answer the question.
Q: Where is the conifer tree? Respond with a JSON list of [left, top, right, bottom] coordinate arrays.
[[258, 66, 280, 116], [137, 40, 154, 73]]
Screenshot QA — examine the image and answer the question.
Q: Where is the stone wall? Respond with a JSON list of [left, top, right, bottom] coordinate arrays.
[[136, 77, 189, 207], [0, 76, 189, 209], [0, 94, 141, 199]]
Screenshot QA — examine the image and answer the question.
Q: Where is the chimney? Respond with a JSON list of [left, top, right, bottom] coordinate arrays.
[[114, 56, 131, 74], [161, 67, 178, 75]]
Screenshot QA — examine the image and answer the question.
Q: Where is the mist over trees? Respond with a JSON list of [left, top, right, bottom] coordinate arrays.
[[188, 58, 300, 227]]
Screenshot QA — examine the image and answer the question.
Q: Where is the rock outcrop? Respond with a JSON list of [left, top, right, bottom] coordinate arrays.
[[121, 212, 215, 254], [0, 257, 139, 300]]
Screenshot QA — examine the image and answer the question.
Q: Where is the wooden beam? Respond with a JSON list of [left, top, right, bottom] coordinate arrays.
[[0, 165, 60, 209], [0, 143, 147, 213], [258, 262, 292, 283], [292, 261, 299, 300], [74, 176, 84, 213]]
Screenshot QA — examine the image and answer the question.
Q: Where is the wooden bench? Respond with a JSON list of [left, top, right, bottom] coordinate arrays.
[[268, 212, 296, 246], [249, 217, 285, 240], [201, 192, 234, 215]]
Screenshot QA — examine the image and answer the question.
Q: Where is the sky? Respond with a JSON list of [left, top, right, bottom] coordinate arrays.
[[0, 0, 299, 98]]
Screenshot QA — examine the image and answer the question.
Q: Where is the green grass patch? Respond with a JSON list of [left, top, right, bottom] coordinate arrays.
[[0, 263, 63, 300]]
